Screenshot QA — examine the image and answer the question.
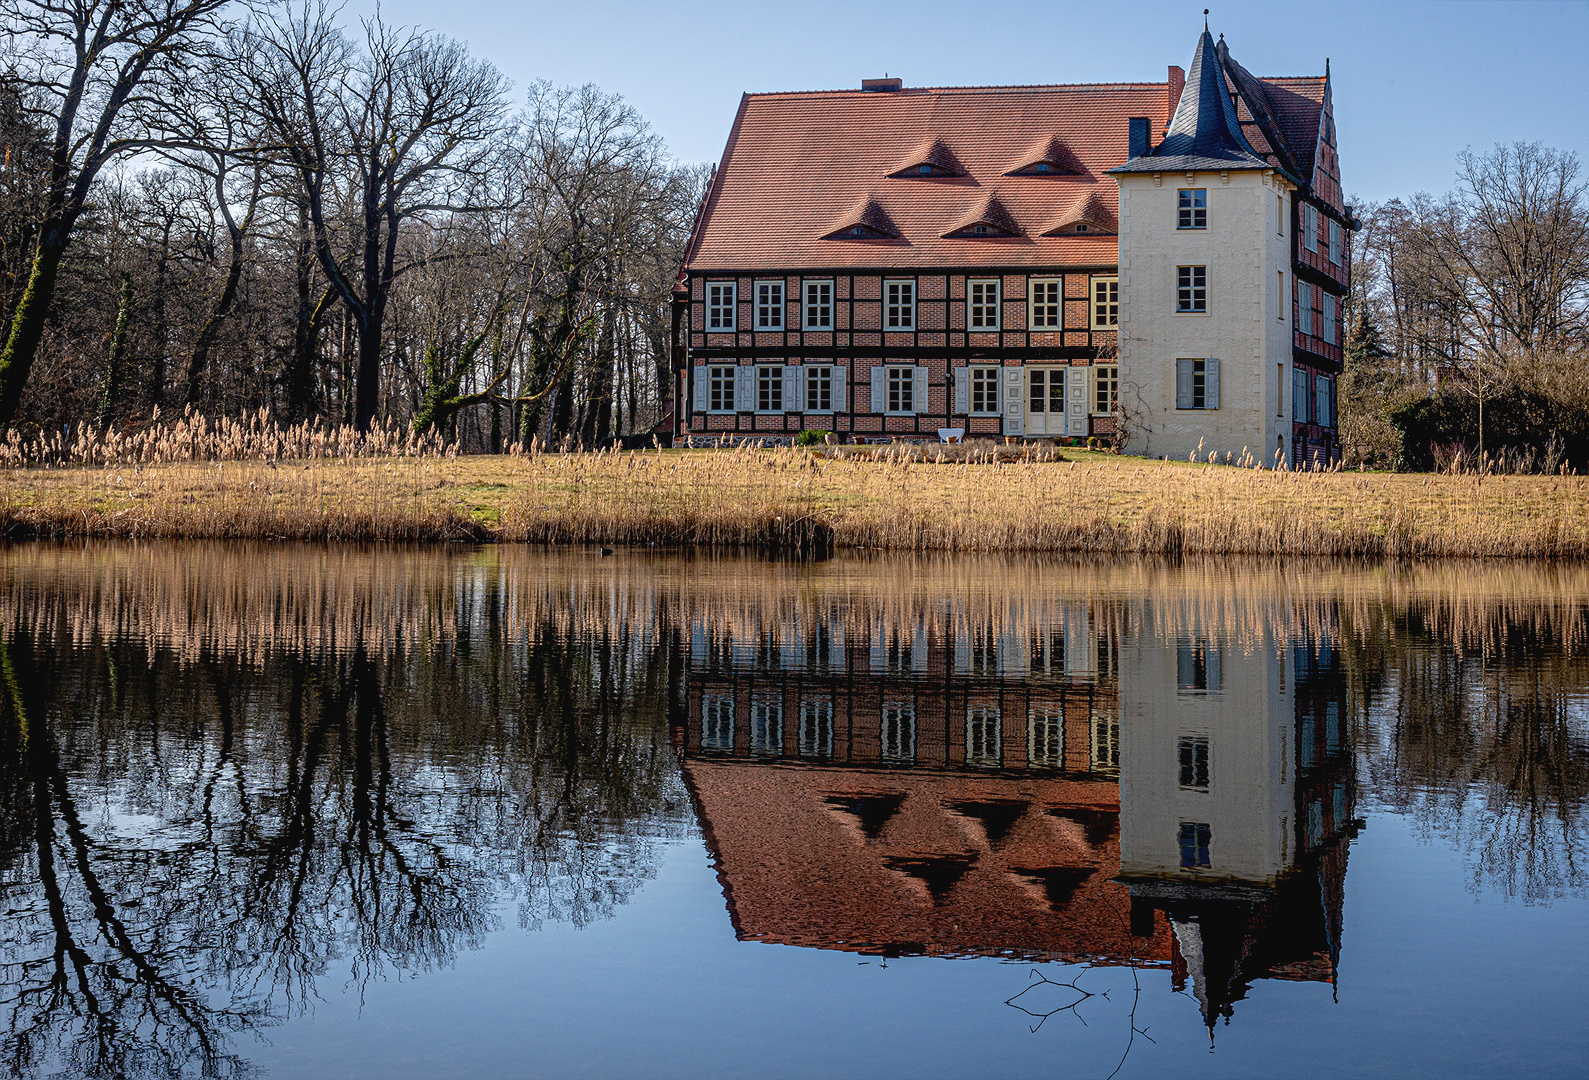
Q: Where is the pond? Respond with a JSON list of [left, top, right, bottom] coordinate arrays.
[[1, 543, 1587, 1079]]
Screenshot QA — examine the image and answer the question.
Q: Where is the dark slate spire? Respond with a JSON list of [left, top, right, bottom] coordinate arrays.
[[1110, 28, 1271, 174]]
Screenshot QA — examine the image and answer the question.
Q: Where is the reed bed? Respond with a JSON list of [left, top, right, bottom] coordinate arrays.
[[2, 417, 1588, 557]]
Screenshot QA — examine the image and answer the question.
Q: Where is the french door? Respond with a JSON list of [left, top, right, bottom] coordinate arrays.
[[1026, 368, 1067, 436]]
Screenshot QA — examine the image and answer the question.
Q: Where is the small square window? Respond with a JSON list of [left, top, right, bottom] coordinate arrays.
[[1176, 265, 1207, 312], [1091, 277, 1118, 328], [1178, 735, 1210, 790], [804, 280, 833, 330], [968, 279, 1000, 329], [1178, 188, 1207, 229], [969, 367, 999, 414], [805, 365, 832, 411], [756, 366, 783, 411], [754, 281, 783, 330], [1094, 365, 1117, 415], [887, 366, 914, 412], [708, 365, 736, 412], [1179, 821, 1212, 868], [706, 282, 736, 331], [1030, 279, 1062, 327], [885, 280, 915, 329]]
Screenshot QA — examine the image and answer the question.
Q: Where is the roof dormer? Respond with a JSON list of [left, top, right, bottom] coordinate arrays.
[[943, 193, 1022, 239], [1005, 136, 1086, 177], [1038, 192, 1117, 237], [887, 137, 966, 179], [821, 196, 904, 241]]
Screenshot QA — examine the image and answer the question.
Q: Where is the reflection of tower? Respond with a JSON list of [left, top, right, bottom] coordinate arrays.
[[1117, 605, 1357, 1035]]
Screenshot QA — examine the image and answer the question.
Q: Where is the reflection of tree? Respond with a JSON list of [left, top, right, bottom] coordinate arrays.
[[0, 575, 689, 1079], [1347, 608, 1589, 902]]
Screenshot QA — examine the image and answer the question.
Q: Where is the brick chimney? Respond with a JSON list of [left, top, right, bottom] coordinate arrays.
[[1167, 65, 1186, 125]]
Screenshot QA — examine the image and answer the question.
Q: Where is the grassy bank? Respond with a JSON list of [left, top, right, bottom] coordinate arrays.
[[3, 442, 1588, 558]]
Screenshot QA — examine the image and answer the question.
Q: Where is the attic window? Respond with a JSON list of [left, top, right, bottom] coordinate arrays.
[[1075, 223, 1088, 233], [1007, 159, 1080, 177], [946, 222, 1016, 239], [894, 162, 959, 178], [844, 224, 887, 239]]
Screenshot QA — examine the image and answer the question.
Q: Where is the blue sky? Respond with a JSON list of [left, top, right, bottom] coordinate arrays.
[[342, 0, 1589, 205]]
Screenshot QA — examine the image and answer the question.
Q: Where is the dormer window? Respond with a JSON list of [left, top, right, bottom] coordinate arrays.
[[1036, 162, 1050, 173], [1075, 223, 1088, 233], [822, 196, 902, 241], [943, 193, 1021, 239], [1005, 137, 1085, 177], [887, 138, 966, 179]]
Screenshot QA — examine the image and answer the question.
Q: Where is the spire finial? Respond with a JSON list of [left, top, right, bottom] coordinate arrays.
[[1203, 8, 1209, 30]]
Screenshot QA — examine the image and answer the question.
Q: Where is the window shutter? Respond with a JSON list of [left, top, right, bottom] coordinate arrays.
[[1205, 358, 1219, 409], [1003, 367, 1023, 435], [735, 365, 754, 412], [1206, 647, 1222, 693], [953, 367, 969, 414], [1298, 283, 1312, 336], [1176, 358, 1193, 409], [693, 364, 708, 412], [1066, 366, 1087, 434], [834, 366, 847, 412], [1314, 373, 1327, 425], [871, 366, 886, 413], [913, 367, 928, 415], [784, 365, 802, 411]]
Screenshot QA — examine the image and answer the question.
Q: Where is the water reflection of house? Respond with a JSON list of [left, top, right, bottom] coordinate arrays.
[[1117, 609, 1356, 1034], [680, 603, 1166, 963]]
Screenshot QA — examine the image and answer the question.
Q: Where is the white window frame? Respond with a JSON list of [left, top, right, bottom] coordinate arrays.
[[754, 280, 784, 330], [701, 693, 734, 752], [1028, 708, 1064, 769], [1093, 364, 1118, 416], [708, 365, 736, 413], [885, 279, 916, 330], [1091, 276, 1118, 328], [968, 278, 1000, 329], [1176, 265, 1207, 314], [966, 706, 1002, 769], [1030, 277, 1062, 328], [1177, 188, 1207, 229], [969, 366, 1000, 416], [1178, 734, 1211, 791], [805, 364, 833, 412], [798, 699, 834, 758], [706, 281, 736, 331], [880, 702, 916, 764], [886, 366, 914, 413], [803, 279, 833, 330], [756, 365, 784, 412]]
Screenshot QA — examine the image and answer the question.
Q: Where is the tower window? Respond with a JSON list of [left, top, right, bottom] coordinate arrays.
[[1178, 188, 1207, 229]]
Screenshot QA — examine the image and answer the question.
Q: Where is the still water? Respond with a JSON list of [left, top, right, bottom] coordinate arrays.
[[1, 543, 1587, 1079]]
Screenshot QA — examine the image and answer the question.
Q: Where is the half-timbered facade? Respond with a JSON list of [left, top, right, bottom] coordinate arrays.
[[671, 25, 1349, 466]]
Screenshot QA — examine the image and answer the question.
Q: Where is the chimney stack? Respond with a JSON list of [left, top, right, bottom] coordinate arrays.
[[861, 77, 902, 92], [1167, 65, 1186, 122]]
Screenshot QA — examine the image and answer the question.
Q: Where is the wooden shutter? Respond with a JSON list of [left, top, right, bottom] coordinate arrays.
[[1205, 358, 1219, 409], [833, 365, 847, 411], [784, 365, 802, 411], [1066, 366, 1088, 434], [1003, 367, 1023, 435], [735, 366, 755, 412], [1176, 358, 1193, 409], [693, 364, 708, 412], [953, 367, 969, 414], [913, 367, 928, 415], [871, 366, 886, 413]]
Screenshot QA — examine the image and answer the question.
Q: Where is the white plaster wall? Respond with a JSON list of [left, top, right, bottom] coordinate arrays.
[[1117, 602, 1294, 886], [1116, 170, 1296, 465]]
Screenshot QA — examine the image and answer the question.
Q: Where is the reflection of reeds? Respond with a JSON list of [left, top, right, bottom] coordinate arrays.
[[7, 430, 1589, 556]]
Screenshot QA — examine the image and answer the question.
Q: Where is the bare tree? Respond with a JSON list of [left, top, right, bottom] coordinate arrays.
[[240, 3, 510, 430], [0, 0, 234, 428]]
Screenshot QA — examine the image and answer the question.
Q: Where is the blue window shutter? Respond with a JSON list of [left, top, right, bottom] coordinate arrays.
[[693, 365, 708, 412], [784, 365, 802, 411], [913, 367, 928, 414], [871, 366, 886, 413], [1205, 358, 1219, 409], [953, 367, 969, 414], [1003, 367, 1023, 435], [834, 366, 847, 412], [735, 366, 754, 411], [1176, 359, 1193, 409]]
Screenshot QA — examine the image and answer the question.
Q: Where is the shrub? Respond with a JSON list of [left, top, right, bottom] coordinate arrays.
[[795, 429, 828, 447]]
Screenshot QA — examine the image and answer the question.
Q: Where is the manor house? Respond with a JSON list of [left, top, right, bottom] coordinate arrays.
[[670, 24, 1350, 467]]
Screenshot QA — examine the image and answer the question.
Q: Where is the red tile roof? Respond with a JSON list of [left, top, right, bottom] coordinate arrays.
[[687, 83, 1171, 272]]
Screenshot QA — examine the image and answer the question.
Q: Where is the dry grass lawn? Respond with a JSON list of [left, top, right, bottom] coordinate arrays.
[[2, 444, 1587, 558]]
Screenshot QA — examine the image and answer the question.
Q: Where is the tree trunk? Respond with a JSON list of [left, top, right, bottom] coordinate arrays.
[[0, 223, 69, 428], [99, 274, 134, 431]]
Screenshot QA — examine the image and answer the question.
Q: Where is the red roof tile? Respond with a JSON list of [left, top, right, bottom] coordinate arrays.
[[687, 83, 1171, 272]]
